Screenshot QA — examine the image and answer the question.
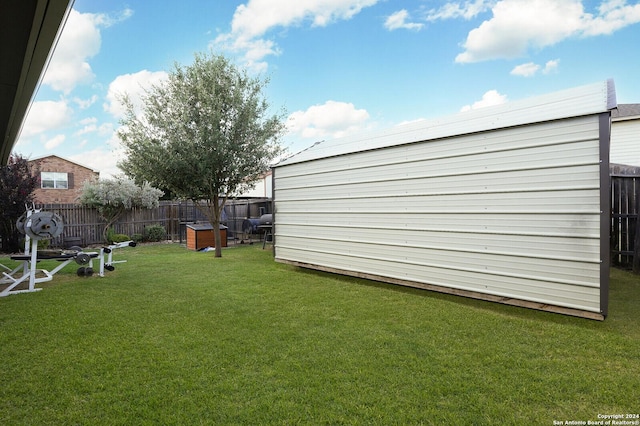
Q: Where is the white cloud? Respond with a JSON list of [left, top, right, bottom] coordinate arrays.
[[582, 0, 640, 36], [73, 95, 99, 110], [18, 100, 73, 139], [78, 117, 98, 126], [460, 90, 507, 111], [67, 126, 126, 178], [214, 37, 281, 74], [98, 123, 115, 137], [43, 8, 133, 93], [44, 134, 66, 150], [69, 145, 124, 179], [287, 100, 371, 140], [426, 0, 494, 21], [510, 62, 540, 77], [455, 0, 640, 63], [455, 0, 581, 63], [229, 0, 378, 39], [385, 10, 424, 31], [214, 0, 379, 71], [104, 70, 169, 119], [75, 118, 116, 137], [510, 58, 560, 77], [542, 59, 560, 74], [43, 10, 99, 93], [74, 124, 98, 137]]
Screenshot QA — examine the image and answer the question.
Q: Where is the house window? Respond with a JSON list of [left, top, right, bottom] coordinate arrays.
[[41, 172, 68, 189]]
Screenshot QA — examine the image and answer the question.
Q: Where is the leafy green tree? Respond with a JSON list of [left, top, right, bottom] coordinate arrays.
[[0, 154, 39, 252], [79, 177, 164, 243], [118, 53, 286, 257]]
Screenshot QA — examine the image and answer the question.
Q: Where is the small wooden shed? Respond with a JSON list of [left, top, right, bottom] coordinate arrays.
[[186, 223, 228, 250], [272, 80, 616, 320]]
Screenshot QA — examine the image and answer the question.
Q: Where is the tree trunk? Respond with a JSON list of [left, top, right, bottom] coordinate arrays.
[[101, 210, 124, 243], [195, 197, 225, 258], [213, 194, 223, 258]]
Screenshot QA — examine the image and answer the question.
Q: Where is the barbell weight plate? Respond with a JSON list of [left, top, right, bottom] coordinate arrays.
[[75, 252, 91, 265], [16, 212, 27, 234], [25, 211, 64, 240], [24, 218, 37, 240]]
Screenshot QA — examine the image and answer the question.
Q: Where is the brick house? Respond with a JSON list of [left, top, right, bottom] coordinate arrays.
[[29, 155, 99, 204]]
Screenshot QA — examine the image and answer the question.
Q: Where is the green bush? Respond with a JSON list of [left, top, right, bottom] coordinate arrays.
[[109, 233, 131, 244], [106, 227, 115, 243], [144, 225, 166, 242], [132, 233, 144, 243]]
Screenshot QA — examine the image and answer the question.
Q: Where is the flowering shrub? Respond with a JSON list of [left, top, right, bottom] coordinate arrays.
[[79, 178, 163, 243]]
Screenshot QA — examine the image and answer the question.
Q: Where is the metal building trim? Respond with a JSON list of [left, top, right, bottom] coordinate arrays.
[[276, 259, 606, 321], [599, 112, 611, 318], [278, 80, 616, 167]]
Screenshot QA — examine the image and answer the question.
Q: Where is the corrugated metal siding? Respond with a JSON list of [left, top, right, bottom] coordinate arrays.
[[275, 115, 606, 315], [611, 119, 640, 167]]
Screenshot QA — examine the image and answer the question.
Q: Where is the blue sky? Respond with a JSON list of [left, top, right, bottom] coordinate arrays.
[[16, 0, 640, 177]]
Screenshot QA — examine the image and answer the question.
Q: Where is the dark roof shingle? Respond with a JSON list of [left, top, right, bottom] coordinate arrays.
[[612, 103, 640, 119]]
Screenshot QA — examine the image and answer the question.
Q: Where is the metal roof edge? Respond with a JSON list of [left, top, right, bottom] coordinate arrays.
[[276, 79, 617, 167]]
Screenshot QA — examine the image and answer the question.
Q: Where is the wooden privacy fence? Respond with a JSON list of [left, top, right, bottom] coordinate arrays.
[[35, 188, 638, 271], [36, 198, 272, 248], [611, 172, 640, 271]]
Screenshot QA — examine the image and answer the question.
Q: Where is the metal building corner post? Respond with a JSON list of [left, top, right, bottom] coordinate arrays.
[[599, 112, 611, 318], [270, 167, 276, 257]]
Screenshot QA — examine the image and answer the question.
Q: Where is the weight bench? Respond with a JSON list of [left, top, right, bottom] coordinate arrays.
[[0, 239, 99, 297], [1, 207, 138, 297]]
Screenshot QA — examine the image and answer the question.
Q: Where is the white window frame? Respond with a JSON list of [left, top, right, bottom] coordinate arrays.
[[41, 172, 68, 189]]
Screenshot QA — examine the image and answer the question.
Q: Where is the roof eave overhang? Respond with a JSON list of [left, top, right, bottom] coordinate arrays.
[[1, 0, 74, 164]]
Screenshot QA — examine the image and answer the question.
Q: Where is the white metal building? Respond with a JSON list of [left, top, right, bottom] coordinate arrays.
[[273, 80, 616, 320], [611, 104, 640, 167], [238, 170, 273, 198]]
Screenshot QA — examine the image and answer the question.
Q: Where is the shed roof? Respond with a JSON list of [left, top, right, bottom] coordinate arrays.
[[186, 223, 228, 231], [277, 80, 616, 167]]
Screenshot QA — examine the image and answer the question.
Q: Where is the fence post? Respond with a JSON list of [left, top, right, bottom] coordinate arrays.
[[633, 182, 640, 274]]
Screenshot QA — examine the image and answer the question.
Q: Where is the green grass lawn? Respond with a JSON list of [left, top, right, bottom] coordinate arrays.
[[1, 243, 638, 425]]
